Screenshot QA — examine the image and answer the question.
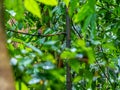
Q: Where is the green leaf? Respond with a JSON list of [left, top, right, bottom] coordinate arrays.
[[73, 76, 81, 83], [50, 70, 65, 82], [20, 57, 33, 67], [44, 41, 57, 45], [60, 51, 76, 59], [11, 38, 43, 55], [86, 48, 95, 64], [90, 14, 96, 39], [82, 14, 93, 38], [69, 59, 80, 73], [63, 0, 70, 7], [25, 43, 43, 55], [5, 0, 24, 20], [42, 53, 56, 63], [28, 78, 41, 84], [34, 61, 55, 70], [16, 81, 28, 90], [75, 39, 86, 48], [74, 1, 95, 23], [69, 0, 78, 16], [88, 0, 96, 9], [36, 0, 58, 6], [74, 4, 90, 23], [24, 0, 41, 18]]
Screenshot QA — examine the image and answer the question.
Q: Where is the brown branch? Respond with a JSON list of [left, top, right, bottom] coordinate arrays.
[[7, 30, 66, 37], [65, 7, 72, 90]]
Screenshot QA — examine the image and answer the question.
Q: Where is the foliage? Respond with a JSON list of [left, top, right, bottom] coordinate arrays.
[[4, 0, 120, 90]]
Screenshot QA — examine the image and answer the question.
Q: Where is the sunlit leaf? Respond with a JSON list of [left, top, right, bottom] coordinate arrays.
[[73, 76, 81, 83], [63, 0, 70, 7], [16, 81, 28, 90], [74, 39, 86, 47], [86, 48, 95, 64], [60, 51, 76, 59], [74, 0, 95, 23], [42, 53, 56, 63], [74, 4, 90, 23], [36, 0, 58, 6], [24, 0, 41, 18]]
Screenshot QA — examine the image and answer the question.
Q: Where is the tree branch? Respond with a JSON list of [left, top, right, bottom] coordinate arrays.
[[7, 30, 66, 37], [65, 7, 72, 90]]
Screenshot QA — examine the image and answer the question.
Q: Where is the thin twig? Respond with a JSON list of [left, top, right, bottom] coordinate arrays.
[[95, 59, 113, 87], [95, 45, 113, 87], [7, 30, 66, 37], [71, 20, 82, 38]]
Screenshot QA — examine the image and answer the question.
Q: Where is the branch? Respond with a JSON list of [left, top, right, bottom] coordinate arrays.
[[95, 45, 113, 87], [65, 7, 72, 90], [71, 20, 82, 38], [95, 59, 113, 87], [7, 30, 66, 37]]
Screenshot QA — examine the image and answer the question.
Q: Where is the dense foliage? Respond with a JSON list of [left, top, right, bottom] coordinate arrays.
[[4, 0, 120, 90]]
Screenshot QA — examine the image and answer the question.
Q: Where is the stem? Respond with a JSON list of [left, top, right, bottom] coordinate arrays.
[[7, 30, 66, 37], [95, 45, 113, 88], [65, 7, 72, 90], [95, 60, 113, 87], [71, 20, 82, 38], [18, 80, 21, 90]]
